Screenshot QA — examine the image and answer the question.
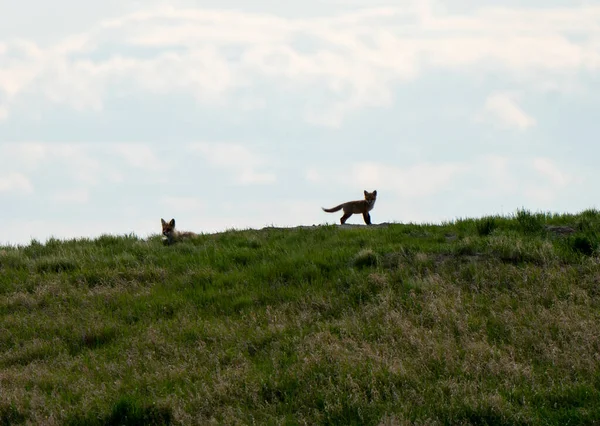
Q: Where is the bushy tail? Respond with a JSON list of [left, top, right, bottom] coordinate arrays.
[[322, 204, 343, 213]]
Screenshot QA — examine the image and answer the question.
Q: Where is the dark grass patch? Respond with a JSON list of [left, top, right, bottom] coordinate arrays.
[[0, 342, 59, 368], [436, 404, 521, 426], [67, 397, 173, 426], [505, 384, 600, 425], [567, 232, 600, 256], [35, 256, 79, 273], [63, 326, 118, 356], [476, 216, 498, 236], [515, 208, 546, 235], [352, 249, 380, 269], [0, 250, 29, 271], [0, 403, 26, 425]]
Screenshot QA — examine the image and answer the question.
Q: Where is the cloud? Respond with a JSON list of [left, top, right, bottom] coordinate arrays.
[[52, 188, 90, 204], [188, 142, 276, 185], [477, 92, 536, 130], [0, 172, 34, 194], [349, 161, 467, 197], [473, 155, 581, 205], [311, 154, 584, 208], [0, 4, 598, 125], [113, 143, 166, 171], [0, 142, 170, 186], [532, 157, 575, 188], [0, 143, 47, 170], [305, 168, 321, 183], [160, 196, 204, 212]]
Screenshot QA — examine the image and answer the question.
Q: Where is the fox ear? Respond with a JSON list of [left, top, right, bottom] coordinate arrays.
[[373, 190, 377, 196], [169, 219, 175, 227], [161, 218, 166, 225], [364, 190, 368, 196]]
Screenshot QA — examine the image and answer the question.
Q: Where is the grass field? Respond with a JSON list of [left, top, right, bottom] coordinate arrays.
[[1, 209, 600, 425]]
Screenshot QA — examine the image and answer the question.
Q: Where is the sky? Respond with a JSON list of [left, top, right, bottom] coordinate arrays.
[[1, 0, 599, 245]]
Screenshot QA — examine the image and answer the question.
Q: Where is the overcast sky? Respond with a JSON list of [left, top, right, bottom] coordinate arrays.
[[1, 0, 599, 245]]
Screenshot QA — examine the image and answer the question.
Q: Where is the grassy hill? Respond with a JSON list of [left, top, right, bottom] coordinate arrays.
[[1, 209, 600, 425]]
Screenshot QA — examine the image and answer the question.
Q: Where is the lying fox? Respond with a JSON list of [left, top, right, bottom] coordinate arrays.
[[322, 190, 377, 225], [161, 218, 197, 245]]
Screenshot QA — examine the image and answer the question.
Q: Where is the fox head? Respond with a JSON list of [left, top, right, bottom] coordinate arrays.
[[161, 218, 176, 238], [364, 190, 377, 205]]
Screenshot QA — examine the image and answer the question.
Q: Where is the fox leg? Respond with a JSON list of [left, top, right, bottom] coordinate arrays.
[[362, 212, 372, 225], [340, 212, 353, 224]]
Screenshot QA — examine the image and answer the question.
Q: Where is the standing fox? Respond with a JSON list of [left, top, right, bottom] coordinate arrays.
[[322, 190, 377, 225], [161, 218, 197, 245]]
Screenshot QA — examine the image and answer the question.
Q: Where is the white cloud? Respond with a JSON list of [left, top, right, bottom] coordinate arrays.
[[238, 170, 277, 185], [188, 142, 276, 185], [0, 142, 128, 185], [477, 92, 536, 130], [113, 143, 166, 171], [52, 188, 90, 204], [312, 154, 585, 208], [160, 196, 204, 212], [305, 168, 321, 183], [349, 161, 467, 197], [0, 172, 34, 194], [0, 143, 47, 170], [532, 157, 574, 188], [0, 4, 598, 125], [522, 185, 556, 204]]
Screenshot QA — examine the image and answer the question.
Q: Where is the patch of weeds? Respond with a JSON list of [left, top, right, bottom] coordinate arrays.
[[336, 272, 376, 306], [241, 236, 262, 249], [64, 326, 118, 355], [568, 232, 600, 256], [0, 341, 58, 368], [35, 256, 78, 273], [180, 268, 214, 291], [73, 270, 108, 288], [230, 295, 254, 313], [352, 249, 380, 269], [259, 376, 301, 406], [322, 399, 381, 426], [246, 333, 277, 359], [487, 236, 556, 265], [527, 384, 600, 425], [0, 403, 26, 425], [94, 234, 139, 248], [486, 316, 511, 345], [476, 216, 498, 236], [68, 397, 173, 426], [119, 266, 166, 285], [439, 404, 519, 426], [114, 252, 140, 267], [367, 272, 388, 290], [413, 252, 434, 275], [229, 248, 260, 267], [454, 237, 482, 256], [516, 208, 545, 235], [381, 252, 404, 269], [0, 250, 28, 271]]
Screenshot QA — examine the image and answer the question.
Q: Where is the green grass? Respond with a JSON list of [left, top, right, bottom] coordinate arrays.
[[1, 209, 600, 424]]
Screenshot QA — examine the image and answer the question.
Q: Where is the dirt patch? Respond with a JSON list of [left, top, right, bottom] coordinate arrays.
[[545, 225, 576, 236], [261, 222, 397, 231]]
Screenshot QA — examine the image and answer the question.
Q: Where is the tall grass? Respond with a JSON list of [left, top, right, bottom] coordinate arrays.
[[1, 209, 599, 424]]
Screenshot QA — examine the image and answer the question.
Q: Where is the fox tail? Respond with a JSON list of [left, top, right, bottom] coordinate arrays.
[[322, 204, 343, 213]]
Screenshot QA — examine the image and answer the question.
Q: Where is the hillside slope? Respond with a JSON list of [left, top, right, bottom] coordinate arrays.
[[1, 210, 599, 425]]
